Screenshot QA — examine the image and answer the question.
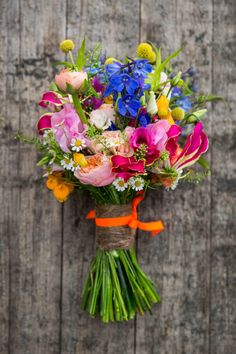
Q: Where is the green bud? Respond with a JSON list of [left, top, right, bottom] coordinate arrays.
[[197, 95, 205, 104], [186, 114, 200, 124], [193, 109, 207, 118], [171, 72, 182, 87], [177, 79, 184, 88]]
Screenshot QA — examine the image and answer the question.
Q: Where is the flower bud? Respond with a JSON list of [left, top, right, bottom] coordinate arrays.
[[147, 91, 157, 115], [171, 72, 182, 87], [177, 79, 184, 88]]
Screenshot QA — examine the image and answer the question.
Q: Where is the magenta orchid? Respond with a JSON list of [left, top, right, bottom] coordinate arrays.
[[38, 91, 63, 111], [170, 122, 209, 170]]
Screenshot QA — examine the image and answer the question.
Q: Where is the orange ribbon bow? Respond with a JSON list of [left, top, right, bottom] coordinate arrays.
[[86, 193, 164, 237]]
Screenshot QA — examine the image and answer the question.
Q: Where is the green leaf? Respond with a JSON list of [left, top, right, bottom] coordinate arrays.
[[53, 61, 73, 68], [197, 156, 210, 169], [37, 155, 51, 167], [71, 93, 88, 124], [48, 81, 60, 92], [146, 47, 183, 92], [66, 83, 77, 95], [76, 38, 86, 70]]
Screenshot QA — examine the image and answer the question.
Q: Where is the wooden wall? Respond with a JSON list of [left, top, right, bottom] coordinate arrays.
[[0, 0, 235, 353]]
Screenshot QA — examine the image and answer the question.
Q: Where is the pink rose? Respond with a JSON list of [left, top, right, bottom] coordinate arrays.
[[51, 104, 85, 152], [55, 69, 88, 92], [89, 104, 116, 130], [74, 154, 116, 187]]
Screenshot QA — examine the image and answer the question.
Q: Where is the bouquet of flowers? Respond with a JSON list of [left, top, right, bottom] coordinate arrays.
[[21, 38, 220, 323]]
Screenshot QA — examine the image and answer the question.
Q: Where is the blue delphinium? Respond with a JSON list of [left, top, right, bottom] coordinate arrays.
[[171, 87, 192, 111], [104, 73, 139, 96], [138, 110, 151, 127], [117, 94, 142, 116], [104, 59, 152, 118], [133, 60, 152, 78]]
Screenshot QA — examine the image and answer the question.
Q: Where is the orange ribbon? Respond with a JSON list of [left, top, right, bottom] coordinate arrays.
[[86, 193, 164, 237]]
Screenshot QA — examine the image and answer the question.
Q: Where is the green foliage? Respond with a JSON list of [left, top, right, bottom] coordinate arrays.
[[76, 38, 87, 70], [146, 47, 182, 91]]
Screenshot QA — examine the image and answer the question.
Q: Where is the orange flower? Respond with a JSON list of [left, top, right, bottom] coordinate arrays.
[[53, 183, 71, 202], [157, 95, 169, 117], [46, 175, 59, 190]]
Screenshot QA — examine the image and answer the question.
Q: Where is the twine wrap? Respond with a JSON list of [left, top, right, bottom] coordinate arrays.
[[95, 204, 136, 251]]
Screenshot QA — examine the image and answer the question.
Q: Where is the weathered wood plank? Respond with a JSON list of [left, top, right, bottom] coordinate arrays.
[[0, 1, 21, 353], [61, 1, 140, 353], [210, 0, 236, 353], [137, 0, 213, 353], [5, 1, 66, 353]]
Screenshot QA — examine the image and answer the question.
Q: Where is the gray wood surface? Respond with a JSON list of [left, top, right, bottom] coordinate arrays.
[[0, 0, 235, 353]]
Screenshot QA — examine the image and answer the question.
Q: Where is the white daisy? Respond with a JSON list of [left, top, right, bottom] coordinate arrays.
[[113, 178, 128, 192], [71, 136, 87, 152], [129, 177, 145, 191], [60, 156, 76, 171]]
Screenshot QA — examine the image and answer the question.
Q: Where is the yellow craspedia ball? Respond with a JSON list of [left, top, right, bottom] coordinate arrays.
[[53, 183, 71, 202], [171, 107, 185, 121], [105, 57, 117, 65], [136, 43, 156, 63], [60, 39, 75, 53]]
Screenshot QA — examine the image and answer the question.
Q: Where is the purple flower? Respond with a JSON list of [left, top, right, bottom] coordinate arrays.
[[51, 104, 85, 152], [92, 76, 104, 93], [117, 94, 142, 116]]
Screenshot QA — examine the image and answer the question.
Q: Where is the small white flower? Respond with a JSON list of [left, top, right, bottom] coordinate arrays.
[[71, 137, 87, 152], [113, 178, 128, 192], [147, 91, 157, 115], [129, 177, 145, 191], [61, 156, 76, 171]]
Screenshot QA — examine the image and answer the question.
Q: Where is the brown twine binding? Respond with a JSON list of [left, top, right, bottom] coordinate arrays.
[[95, 204, 136, 250]]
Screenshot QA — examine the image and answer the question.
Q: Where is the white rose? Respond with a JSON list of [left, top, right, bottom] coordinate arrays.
[[89, 104, 116, 130]]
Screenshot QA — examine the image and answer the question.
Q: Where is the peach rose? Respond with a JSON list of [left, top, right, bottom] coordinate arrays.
[[90, 127, 134, 157], [74, 154, 116, 186], [55, 69, 88, 92]]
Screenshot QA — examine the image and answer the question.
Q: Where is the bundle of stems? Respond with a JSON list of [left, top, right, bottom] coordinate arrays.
[[81, 247, 160, 322]]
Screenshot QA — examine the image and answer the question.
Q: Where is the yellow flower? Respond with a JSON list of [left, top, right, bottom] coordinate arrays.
[[46, 175, 58, 190], [104, 95, 113, 104], [73, 153, 88, 167], [59, 39, 75, 53], [53, 183, 71, 202], [165, 112, 175, 125], [157, 95, 169, 117], [171, 107, 185, 121], [136, 43, 156, 63], [105, 57, 117, 65]]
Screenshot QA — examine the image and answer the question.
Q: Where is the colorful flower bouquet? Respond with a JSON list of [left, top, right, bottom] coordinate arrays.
[[20, 39, 220, 323]]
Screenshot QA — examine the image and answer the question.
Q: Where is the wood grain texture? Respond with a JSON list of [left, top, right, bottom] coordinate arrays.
[[210, 0, 236, 353], [0, 0, 235, 353], [137, 1, 214, 353]]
